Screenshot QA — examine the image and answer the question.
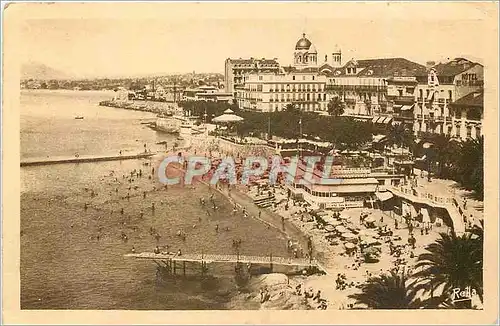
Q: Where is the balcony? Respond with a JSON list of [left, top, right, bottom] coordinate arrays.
[[446, 117, 452, 123], [388, 95, 415, 104]]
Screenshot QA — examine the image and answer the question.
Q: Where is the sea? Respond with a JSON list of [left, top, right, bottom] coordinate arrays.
[[20, 90, 290, 310]]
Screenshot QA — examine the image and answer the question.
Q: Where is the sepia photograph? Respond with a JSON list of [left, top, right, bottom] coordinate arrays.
[[2, 1, 499, 324]]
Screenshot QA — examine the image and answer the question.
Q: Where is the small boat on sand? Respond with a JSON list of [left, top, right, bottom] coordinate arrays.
[[75, 116, 84, 120]]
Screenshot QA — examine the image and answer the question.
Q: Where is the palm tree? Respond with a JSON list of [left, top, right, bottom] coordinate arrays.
[[327, 96, 345, 117], [349, 269, 420, 309], [412, 229, 483, 308], [387, 123, 415, 155]]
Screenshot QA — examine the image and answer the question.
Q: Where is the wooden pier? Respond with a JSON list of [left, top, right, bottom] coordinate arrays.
[[20, 152, 155, 167], [124, 252, 324, 276]]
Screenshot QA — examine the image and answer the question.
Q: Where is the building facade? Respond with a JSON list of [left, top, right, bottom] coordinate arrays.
[[324, 58, 427, 123], [224, 58, 280, 96], [235, 71, 328, 112], [183, 85, 233, 103], [447, 89, 483, 139], [413, 58, 484, 140]]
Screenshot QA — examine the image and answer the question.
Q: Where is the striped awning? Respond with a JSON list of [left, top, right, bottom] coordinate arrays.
[[401, 104, 415, 111], [382, 117, 393, 124]]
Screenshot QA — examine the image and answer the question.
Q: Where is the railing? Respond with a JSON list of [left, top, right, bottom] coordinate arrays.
[[388, 95, 415, 104], [389, 185, 454, 206]]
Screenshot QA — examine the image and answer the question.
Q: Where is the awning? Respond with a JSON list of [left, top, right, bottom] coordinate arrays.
[[421, 208, 431, 224], [375, 191, 394, 201], [382, 117, 393, 124], [393, 105, 403, 110], [401, 104, 415, 111], [372, 117, 379, 123], [375, 117, 384, 123]]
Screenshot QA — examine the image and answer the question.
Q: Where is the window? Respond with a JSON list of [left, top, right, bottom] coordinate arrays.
[[323, 94, 327, 101], [455, 127, 460, 137], [259, 76, 263, 81], [448, 90, 452, 100], [293, 76, 296, 81], [426, 90, 430, 97], [467, 126, 472, 138], [447, 126, 452, 135], [312, 76, 315, 80], [307, 94, 310, 101], [419, 89, 423, 98], [398, 90, 403, 96]]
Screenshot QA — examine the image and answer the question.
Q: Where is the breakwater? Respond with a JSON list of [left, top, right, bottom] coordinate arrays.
[[99, 100, 177, 114]]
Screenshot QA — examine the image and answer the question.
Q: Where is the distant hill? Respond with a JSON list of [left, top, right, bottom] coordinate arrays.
[[21, 62, 70, 80]]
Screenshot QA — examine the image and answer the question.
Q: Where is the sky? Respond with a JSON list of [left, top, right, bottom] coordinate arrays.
[[16, 2, 494, 79]]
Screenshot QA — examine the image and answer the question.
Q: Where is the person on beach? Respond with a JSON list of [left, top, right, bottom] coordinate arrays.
[[215, 224, 219, 233], [143, 192, 146, 199], [131, 246, 135, 253], [121, 208, 124, 215], [84, 203, 88, 210], [154, 246, 160, 254]]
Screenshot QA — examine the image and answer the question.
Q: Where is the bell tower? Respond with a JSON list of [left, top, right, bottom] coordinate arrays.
[[332, 44, 342, 68]]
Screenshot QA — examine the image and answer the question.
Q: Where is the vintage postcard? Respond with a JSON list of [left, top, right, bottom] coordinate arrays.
[[2, 1, 499, 325]]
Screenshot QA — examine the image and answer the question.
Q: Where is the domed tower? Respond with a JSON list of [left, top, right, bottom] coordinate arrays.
[[294, 33, 317, 69], [332, 44, 342, 68]]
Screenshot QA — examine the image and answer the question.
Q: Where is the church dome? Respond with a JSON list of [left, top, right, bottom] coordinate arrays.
[[309, 44, 317, 54], [295, 33, 312, 50]]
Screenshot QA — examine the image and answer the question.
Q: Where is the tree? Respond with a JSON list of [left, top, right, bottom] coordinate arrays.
[[387, 123, 414, 155], [455, 137, 484, 199], [412, 229, 483, 308], [327, 97, 345, 117], [349, 270, 420, 309]]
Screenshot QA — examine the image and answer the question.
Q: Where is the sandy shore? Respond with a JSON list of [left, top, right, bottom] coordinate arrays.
[[163, 136, 473, 310]]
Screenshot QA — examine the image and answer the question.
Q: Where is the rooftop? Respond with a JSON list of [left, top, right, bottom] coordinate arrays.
[[450, 89, 484, 108], [432, 57, 482, 77], [326, 57, 426, 78]]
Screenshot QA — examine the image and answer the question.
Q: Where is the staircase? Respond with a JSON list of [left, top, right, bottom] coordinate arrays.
[[253, 195, 276, 208]]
